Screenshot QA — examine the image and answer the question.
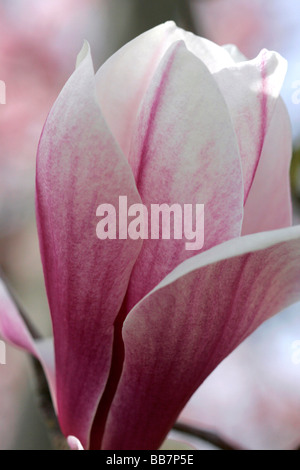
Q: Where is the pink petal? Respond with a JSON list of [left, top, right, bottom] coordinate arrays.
[[242, 97, 292, 234], [94, 22, 237, 161], [218, 42, 292, 232], [215, 50, 288, 205], [67, 436, 84, 450], [125, 41, 243, 310], [102, 226, 300, 450], [97, 22, 288, 218], [208, 49, 287, 205], [0, 279, 56, 409], [170, 28, 288, 207], [222, 44, 247, 63], [171, 29, 237, 73], [36, 43, 142, 448], [95, 21, 180, 157]]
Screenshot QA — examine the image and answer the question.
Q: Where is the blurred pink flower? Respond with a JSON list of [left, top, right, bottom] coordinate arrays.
[[191, 0, 267, 58], [0, 0, 99, 234], [0, 22, 300, 450]]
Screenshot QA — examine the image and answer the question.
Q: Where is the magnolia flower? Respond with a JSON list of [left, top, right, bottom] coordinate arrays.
[[1, 22, 300, 450]]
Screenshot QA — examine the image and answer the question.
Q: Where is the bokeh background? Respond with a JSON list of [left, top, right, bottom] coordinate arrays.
[[0, 0, 300, 450]]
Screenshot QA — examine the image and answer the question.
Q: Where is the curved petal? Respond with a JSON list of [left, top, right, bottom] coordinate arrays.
[[213, 49, 287, 204], [125, 41, 243, 310], [102, 226, 300, 450], [222, 44, 247, 62], [220, 42, 292, 233], [242, 97, 292, 234], [0, 278, 56, 409], [172, 29, 237, 72], [95, 21, 180, 158], [67, 436, 84, 450], [170, 27, 288, 207], [36, 44, 142, 447], [94, 22, 239, 160]]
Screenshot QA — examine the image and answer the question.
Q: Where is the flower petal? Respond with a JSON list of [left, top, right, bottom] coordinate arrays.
[[222, 44, 247, 63], [94, 23, 237, 161], [95, 21, 180, 157], [0, 278, 56, 409], [67, 436, 84, 450], [172, 28, 288, 207], [242, 97, 292, 234], [214, 49, 288, 205], [125, 40, 243, 310], [36, 43, 142, 447], [217, 42, 292, 232], [102, 226, 300, 449]]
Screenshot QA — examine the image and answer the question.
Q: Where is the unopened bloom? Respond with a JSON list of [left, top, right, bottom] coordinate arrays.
[[1, 22, 300, 450]]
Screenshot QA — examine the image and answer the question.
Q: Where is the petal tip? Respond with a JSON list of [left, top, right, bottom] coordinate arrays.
[[67, 436, 84, 450], [76, 40, 90, 69]]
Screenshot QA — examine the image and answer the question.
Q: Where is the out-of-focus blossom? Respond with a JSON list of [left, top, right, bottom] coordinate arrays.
[[0, 0, 100, 235], [0, 22, 300, 450], [191, 0, 268, 58], [191, 0, 300, 143]]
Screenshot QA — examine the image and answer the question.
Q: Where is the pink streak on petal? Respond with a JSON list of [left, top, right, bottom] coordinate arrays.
[[95, 21, 180, 158], [134, 44, 178, 188], [259, 51, 268, 158], [212, 49, 287, 204], [242, 97, 292, 234], [102, 226, 300, 450]]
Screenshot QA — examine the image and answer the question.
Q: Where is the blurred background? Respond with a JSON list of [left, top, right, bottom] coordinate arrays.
[[0, 0, 300, 450]]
